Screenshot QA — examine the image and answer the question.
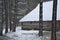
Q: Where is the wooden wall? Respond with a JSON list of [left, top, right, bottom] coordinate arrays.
[[20, 21, 60, 31]]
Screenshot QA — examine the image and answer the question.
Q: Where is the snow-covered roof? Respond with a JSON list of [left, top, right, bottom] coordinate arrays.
[[20, 0, 60, 22]]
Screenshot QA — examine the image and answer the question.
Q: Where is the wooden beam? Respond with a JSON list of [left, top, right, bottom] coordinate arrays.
[[39, 0, 43, 36], [51, 0, 57, 40]]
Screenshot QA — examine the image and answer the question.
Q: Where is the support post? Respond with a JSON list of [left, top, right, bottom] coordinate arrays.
[[39, 0, 43, 36], [51, 0, 57, 40]]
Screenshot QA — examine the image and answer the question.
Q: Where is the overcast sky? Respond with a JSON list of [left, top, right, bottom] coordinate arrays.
[[20, 0, 60, 22]]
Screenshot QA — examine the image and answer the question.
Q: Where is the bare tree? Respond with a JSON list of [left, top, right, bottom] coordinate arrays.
[[0, 0, 4, 36], [9, 0, 12, 31], [51, 0, 57, 40], [12, 0, 17, 32], [4, 0, 9, 33]]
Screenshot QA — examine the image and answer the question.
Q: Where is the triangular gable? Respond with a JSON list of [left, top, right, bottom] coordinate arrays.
[[20, 0, 60, 22]]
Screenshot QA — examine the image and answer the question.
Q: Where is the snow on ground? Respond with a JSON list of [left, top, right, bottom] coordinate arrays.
[[3, 27, 51, 40], [0, 27, 60, 40], [0, 36, 14, 40]]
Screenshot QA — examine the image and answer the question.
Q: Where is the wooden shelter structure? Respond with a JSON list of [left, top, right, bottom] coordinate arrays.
[[0, 0, 59, 40], [20, 0, 59, 40], [0, 0, 52, 35]]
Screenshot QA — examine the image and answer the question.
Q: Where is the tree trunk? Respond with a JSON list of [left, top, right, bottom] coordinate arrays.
[[9, 0, 12, 31], [51, 0, 57, 40], [12, 0, 17, 32], [39, 0, 43, 36], [0, 0, 4, 36], [4, 0, 9, 33]]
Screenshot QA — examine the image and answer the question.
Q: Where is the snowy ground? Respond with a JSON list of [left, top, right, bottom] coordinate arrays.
[[4, 27, 51, 40], [0, 27, 60, 40]]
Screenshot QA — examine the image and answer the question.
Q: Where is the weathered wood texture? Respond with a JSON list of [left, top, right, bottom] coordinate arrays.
[[20, 21, 60, 31], [39, 0, 43, 36], [51, 0, 57, 40]]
